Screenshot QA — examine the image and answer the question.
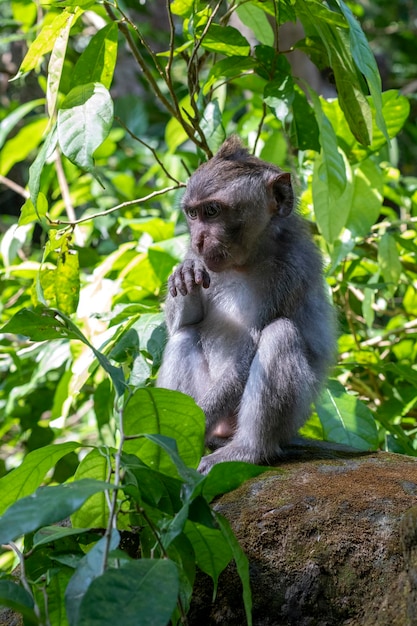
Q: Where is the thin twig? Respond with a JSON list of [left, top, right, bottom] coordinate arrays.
[[9, 541, 42, 622], [0, 175, 29, 199], [115, 117, 182, 185], [253, 101, 268, 155], [48, 185, 185, 227]]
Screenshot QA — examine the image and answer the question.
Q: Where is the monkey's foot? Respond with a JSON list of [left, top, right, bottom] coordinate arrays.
[[198, 444, 262, 474]]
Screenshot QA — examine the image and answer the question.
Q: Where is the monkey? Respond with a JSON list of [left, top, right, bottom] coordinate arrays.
[[157, 136, 335, 474]]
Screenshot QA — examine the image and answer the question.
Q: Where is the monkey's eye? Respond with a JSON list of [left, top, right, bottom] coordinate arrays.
[[205, 204, 221, 218], [186, 208, 198, 220]]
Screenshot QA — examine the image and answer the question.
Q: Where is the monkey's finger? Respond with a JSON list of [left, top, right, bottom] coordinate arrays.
[[168, 274, 178, 297], [194, 267, 210, 289], [181, 266, 198, 295]]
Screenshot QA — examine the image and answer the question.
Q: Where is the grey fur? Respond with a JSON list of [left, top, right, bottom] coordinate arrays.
[[157, 137, 335, 473]]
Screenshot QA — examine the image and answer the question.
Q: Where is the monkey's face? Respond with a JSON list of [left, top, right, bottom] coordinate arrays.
[[182, 192, 272, 272]]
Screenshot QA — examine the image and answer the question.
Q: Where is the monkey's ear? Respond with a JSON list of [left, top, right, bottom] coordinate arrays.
[[269, 172, 294, 217]]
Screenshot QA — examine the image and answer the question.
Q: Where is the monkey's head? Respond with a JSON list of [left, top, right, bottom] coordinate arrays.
[[182, 136, 294, 272]]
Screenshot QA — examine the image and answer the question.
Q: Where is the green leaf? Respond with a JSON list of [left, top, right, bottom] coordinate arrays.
[[200, 100, 226, 153], [71, 23, 118, 90], [290, 87, 320, 152], [335, 0, 389, 143], [309, 91, 352, 242], [57, 82, 114, 175], [345, 159, 383, 236], [70, 448, 112, 528], [197, 462, 270, 503], [47, 7, 75, 118], [18, 8, 83, 75], [378, 232, 403, 294], [28, 124, 58, 209], [315, 380, 378, 450], [200, 25, 250, 56], [0, 98, 44, 149], [264, 75, 294, 122], [0, 480, 115, 544], [123, 389, 205, 474], [56, 249, 80, 315], [0, 307, 81, 340], [184, 520, 232, 589], [18, 194, 48, 226], [0, 581, 38, 625], [33, 525, 91, 547], [236, 3, 274, 46], [216, 514, 253, 626], [0, 118, 48, 177], [0, 442, 80, 515], [77, 559, 179, 626], [66, 532, 120, 626]]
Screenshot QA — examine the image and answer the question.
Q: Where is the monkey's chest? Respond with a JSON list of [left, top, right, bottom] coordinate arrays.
[[198, 278, 261, 372]]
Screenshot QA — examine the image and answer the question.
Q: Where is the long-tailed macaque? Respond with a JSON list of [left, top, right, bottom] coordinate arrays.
[[157, 137, 335, 473]]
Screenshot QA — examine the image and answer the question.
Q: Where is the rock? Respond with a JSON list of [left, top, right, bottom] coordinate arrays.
[[189, 452, 417, 626]]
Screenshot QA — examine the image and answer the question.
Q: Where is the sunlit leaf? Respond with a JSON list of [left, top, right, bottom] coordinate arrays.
[[123, 389, 205, 474], [0, 442, 80, 515], [47, 8, 75, 117], [315, 380, 378, 450], [57, 82, 114, 176], [236, 3, 274, 46], [17, 8, 83, 75], [71, 23, 118, 90], [200, 25, 250, 56], [56, 249, 80, 315]]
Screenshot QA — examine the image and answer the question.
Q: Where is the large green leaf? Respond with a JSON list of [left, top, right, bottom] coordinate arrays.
[[17, 8, 83, 75], [200, 25, 250, 56], [123, 388, 205, 473], [236, 3, 274, 46], [70, 448, 112, 528], [310, 92, 352, 243], [57, 82, 114, 175], [345, 159, 383, 236], [71, 22, 118, 89], [77, 560, 179, 626], [315, 380, 378, 450], [336, 0, 389, 142], [184, 520, 232, 589], [0, 480, 115, 544], [0, 442, 80, 515]]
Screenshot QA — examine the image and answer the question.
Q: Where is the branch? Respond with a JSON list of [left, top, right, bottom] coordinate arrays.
[[0, 175, 29, 199], [48, 185, 185, 227], [8, 541, 42, 622], [115, 117, 183, 185]]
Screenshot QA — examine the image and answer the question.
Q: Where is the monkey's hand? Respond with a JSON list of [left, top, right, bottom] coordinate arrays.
[[168, 259, 210, 297]]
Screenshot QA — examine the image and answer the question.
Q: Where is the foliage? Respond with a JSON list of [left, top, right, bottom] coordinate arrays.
[[0, 0, 416, 624]]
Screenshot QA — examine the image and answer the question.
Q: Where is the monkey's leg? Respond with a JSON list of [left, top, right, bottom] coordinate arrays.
[[198, 318, 318, 473], [157, 327, 210, 401]]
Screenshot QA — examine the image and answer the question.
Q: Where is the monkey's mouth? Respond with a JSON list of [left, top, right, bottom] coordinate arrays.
[[204, 253, 230, 272]]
